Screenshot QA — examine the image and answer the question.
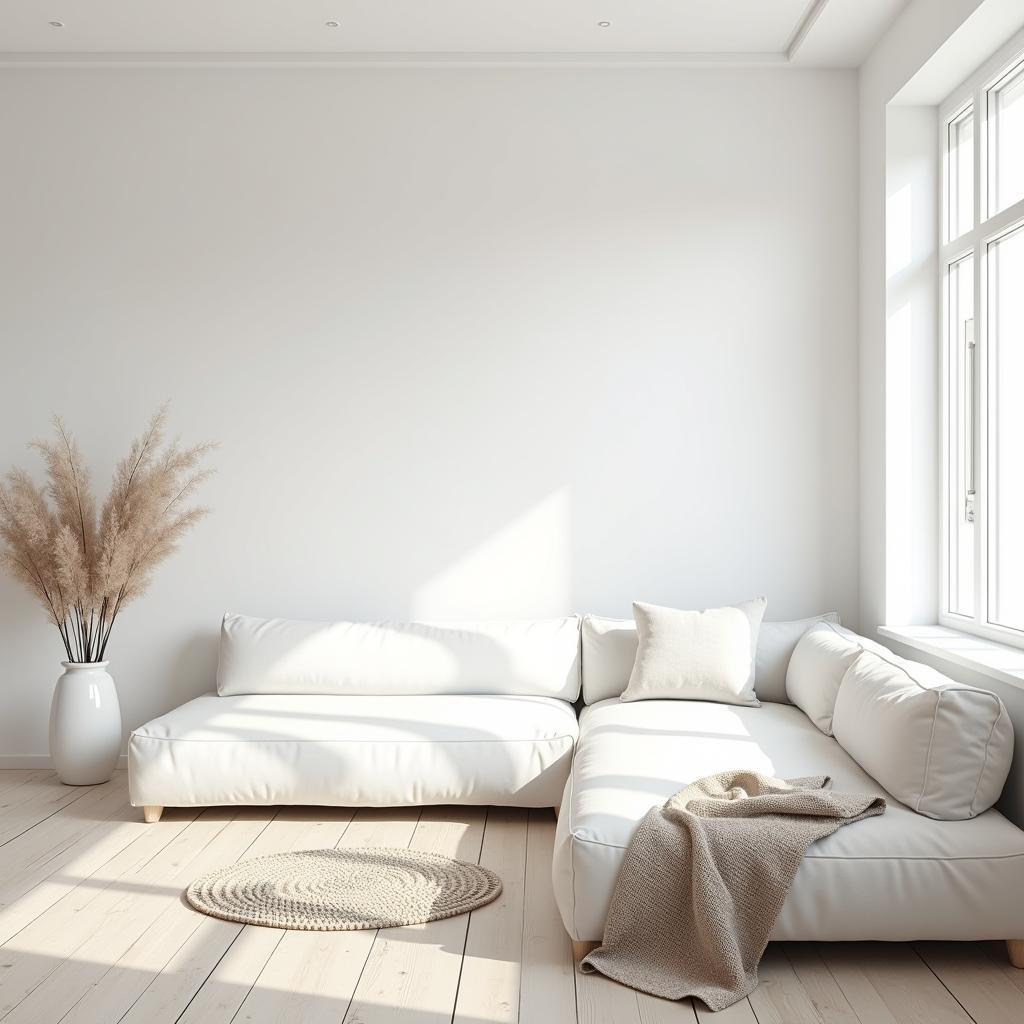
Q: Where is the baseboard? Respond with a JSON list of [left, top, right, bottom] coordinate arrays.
[[0, 754, 128, 770]]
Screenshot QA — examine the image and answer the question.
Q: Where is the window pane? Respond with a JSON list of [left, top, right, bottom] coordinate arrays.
[[988, 225, 1024, 630], [989, 62, 1024, 215], [948, 254, 975, 617], [948, 107, 974, 239]]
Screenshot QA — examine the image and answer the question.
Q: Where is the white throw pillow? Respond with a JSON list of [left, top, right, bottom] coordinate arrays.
[[620, 598, 767, 706], [581, 610, 837, 705], [785, 622, 863, 734], [216, 612, 582, 700], [754, 613, 841, 703], [833, 647, 1014, 820]]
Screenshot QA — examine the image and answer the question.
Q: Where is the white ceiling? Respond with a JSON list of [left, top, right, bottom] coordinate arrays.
[[0, 0, 909, 66]]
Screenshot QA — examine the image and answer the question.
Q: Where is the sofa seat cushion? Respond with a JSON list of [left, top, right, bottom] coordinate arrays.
[[552, 699, 1024, 942], [130, 693, 577, 809]]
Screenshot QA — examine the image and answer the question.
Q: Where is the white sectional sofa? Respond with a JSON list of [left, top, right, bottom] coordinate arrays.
[[129, 613, 581, 819], [552, 614, 1024, 963], [129, 607, 1024, 965]]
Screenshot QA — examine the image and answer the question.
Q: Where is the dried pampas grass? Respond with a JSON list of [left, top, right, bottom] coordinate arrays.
[[0, 406, 214, 662]]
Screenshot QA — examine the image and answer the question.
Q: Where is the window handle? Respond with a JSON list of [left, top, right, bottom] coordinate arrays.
[[965, 317, 976, 524]]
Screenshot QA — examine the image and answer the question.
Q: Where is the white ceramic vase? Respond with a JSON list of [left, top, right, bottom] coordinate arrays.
[[49, 661, 122, 785]]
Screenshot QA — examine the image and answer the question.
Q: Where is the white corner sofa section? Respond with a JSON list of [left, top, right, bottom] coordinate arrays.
[[553, 617, 1024, 952], [129, 614, 581, 819]]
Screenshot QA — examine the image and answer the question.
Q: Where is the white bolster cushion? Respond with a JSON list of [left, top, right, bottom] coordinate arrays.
[[786, 623, 871, 735], [216, 612, 582, 700], [833, 647, 1014, 820], [581, 611, 841, 705]]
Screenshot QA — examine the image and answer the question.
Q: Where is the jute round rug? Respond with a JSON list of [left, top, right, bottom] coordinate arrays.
[[186, 847, 502, 931]]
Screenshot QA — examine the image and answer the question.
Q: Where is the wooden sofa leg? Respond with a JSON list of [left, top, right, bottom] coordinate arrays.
[[143, 805, 163, 824], [1008, 940, 1024, 968], [572, 939, 600, 964]]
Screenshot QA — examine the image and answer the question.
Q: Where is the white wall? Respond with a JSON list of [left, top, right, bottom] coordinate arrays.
[[0, 67, 859, 757], [858, 0, 987, 635], [860, 0, 1024, 634], [859, 0, 1024, 827]]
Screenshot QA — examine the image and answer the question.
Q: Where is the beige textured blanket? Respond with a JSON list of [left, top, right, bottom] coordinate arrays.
[[581, 770, 885, 1011]]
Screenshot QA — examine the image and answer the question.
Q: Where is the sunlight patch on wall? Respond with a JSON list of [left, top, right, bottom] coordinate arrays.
[[885, 301, 914, 625], [412, 488, 571, 620], [883, 106, 940, 627], [886, 182, 914, 280]]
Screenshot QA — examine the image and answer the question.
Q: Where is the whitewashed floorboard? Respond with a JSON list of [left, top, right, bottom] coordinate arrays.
[[0, 774, 1021, 1024]]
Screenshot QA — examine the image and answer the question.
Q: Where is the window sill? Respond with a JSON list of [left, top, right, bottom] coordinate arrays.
[[878, 625, 1024, 693]]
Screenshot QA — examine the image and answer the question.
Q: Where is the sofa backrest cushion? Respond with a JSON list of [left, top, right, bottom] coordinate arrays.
[[216, 613, 582, 700], [581, 611, 840, 705], [833, 646, 1014, 820], [580, 615, 637, 705], [752, 612, 841, 703], [786, 622, 865, 734]]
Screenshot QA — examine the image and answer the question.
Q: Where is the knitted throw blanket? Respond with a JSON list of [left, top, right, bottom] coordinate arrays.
[[581, 770, 885, 1011]]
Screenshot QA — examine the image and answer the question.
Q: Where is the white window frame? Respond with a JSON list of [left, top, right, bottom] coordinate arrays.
[[939, 26, 1024, 648]]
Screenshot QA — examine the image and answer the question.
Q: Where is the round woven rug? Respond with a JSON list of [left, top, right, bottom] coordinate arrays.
[[186, 847, 502, 931]]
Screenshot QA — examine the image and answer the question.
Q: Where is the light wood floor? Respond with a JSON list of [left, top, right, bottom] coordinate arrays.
[[1, 771, 1023, 1024]]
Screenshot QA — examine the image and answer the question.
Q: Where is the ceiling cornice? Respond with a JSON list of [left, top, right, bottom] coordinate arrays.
[[0, 0, 832, 69], [0, 50, 794, 69], [785, 0, 830, 60]]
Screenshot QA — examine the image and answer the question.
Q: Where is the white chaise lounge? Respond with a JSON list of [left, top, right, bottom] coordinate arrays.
[[552, 615, 1024, 968]]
